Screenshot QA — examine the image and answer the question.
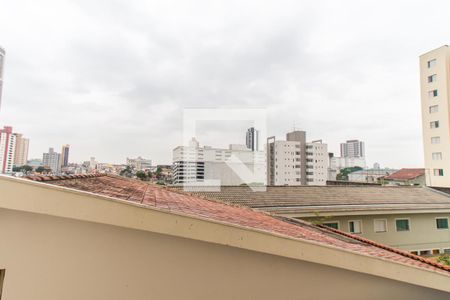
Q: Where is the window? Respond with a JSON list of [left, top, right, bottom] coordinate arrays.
[[428, 59, 437, 68], [419, 250, 431, 256], [431, 136, 441, 144], [434, 169, 444, 176], [374, 219, 387, 233], [396, 219, 410, 231], [436, 218, 449, 229], [430, 121, 439, 129], [349, 220, 362, 234], [433, 249, 440, 255], [429, 105, 439, 113], [410, 251, 419, 255], [428, 89, 438, 98], [444, 249, 450, 254], [432, 152, 442, 160], [323, 222, 339, 230], [428, 74, 437, 83]]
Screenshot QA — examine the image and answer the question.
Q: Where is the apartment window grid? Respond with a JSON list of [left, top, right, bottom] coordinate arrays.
[[431, 136, 441, 144], [428, 89, 438, 98], [434, 169, 444, 176], [429, 105, 439, 113], [427, 59, 437, 68], [428, 74, 437, 83], [432, 152, 442, 160], [430, 121, 439, 129]]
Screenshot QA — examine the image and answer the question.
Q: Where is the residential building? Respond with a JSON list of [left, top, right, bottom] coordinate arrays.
[[60, 144, 70, 168], [0, 46, 5, 109], [245, 127, 259, 151], [420, 45, 450, 187], [347, 168, 397, 183], [180, 185, 450, 256], [126, 156, 152, 171], [0, 126, 16, 174], [340, 139, 365, 158], [330, 156, 367, 170], [172, 138, 266, 186], [42, 148, 61, 174], [267, 131, 327, 186], [13, 133, 29, 167], [384, 168, 426, 186], [1, 174, 450, 299]]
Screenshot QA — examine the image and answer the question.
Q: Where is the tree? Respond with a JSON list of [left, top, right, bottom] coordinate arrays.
[[35, 166, 51, 174], [21, 165, 33, 173], [437, 254, 450, 266], [336, 166, 363, 181], [136, 170, 147, 181], [120, 166, 133, 178]]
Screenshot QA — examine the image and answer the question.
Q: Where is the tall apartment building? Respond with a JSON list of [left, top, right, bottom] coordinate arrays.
[[0, 47, 5, 109], [420, 45, 450, 187], [14, 134, 29, 167], [267, 131, 328, 186], [60, 144, 70, 168], [246, 127, 259, 151], [340, 140, 365, 158], [42, 148, 61, 174], [173, 138, 266, 185], [0, 126, 16, 174]]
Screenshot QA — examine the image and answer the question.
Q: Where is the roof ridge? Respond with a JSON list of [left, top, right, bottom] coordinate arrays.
[[25, 173, 106, 182]]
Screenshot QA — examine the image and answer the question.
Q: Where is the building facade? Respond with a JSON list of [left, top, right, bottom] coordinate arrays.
[[267, 131, 327, 186], [245, 127, 259, 151], [420, 45, 450, 188], [13, 134, 29, 167], [42, 148, 61, 174], [60, 144, 70, 168], [172, 138, 266, 186], [126, 156, 152, 171], [340, 139, 365, 158], [0, 126, 16, 174]]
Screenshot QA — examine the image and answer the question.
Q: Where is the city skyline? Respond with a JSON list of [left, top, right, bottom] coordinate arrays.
[[1, 0, 449, 167]]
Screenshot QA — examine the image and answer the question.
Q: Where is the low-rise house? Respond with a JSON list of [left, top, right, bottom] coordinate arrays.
[[347, 168, 397, 183], [1, 174, 450, 299], [178, 185, 450, 256], [384, 168, 426, 186]]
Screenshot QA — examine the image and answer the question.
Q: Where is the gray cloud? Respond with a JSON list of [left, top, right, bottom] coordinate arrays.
[[0, 0, 447, 167]]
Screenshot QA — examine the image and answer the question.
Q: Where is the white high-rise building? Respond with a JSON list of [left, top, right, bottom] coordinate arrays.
[[340, 140, 365, 158], [0, 126, 16, 174], [420, 46, 450, 187], [42, 148, 61, 174], [267, 131, 328, 186], [172, 138, 266, 186]]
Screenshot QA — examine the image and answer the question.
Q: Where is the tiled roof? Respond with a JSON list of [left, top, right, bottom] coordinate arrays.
[[384, 168, 425, 181], [25, 174, 450, 274], [171, 185, 450, 214]]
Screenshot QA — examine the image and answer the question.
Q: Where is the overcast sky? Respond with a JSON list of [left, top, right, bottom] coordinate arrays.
[[0, 0, 448, 167]]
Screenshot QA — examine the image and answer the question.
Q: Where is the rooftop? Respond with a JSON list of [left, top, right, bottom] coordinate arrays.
[[21, 174, 450, 275], [384, 168, 425, 181], [170, 184, 450, 215]]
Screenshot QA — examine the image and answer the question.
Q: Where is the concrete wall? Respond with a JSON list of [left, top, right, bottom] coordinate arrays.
[[0, 208, 448, 300], [302, 213, 450, 253]]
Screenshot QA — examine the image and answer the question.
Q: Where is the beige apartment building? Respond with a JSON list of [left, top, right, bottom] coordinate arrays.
[[1, 174, 450, 299], [420, 45, 450, 187]]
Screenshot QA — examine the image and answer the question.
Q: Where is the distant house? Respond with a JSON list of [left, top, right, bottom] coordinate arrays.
[[347, 168, 397, 183], [1, 175, 450, 298], [384, 168, 425, 186]]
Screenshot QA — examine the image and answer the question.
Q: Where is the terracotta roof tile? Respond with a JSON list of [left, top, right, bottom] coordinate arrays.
[[25, 175, 450, 275], [384, 168, 425, 180]]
